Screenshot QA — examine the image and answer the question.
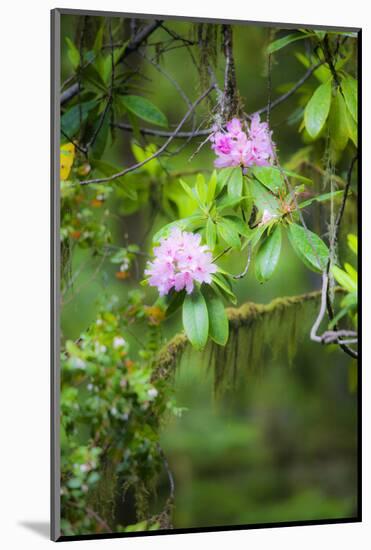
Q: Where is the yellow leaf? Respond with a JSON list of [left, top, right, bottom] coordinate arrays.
[[60, 143, 75, 181]]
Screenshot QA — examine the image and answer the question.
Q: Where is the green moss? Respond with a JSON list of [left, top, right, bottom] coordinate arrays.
[[153, 291, 324, 392]]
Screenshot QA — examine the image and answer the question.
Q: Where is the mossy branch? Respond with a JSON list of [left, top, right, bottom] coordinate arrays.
[[152, 290, 343, 391]]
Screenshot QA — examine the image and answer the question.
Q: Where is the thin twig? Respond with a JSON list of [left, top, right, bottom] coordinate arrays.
[[61, 20, 164, 105], [233, 243, 252, 279], [85, 19, 115, 151], [80, 84, 215, 186], [113, 63, 324, 140]]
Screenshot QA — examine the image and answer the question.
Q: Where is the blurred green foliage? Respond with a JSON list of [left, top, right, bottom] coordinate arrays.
[[59, 14, 358, 536]]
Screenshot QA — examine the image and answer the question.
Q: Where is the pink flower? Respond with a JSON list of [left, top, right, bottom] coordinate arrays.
[[211, 114, 275, 169], [145, 228, 217, 296]]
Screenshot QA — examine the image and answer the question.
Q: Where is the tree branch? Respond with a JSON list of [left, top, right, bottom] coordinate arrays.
[[61, 20, 164, 105], [79, 84, 215, 186], [113, 63, 324, 139]]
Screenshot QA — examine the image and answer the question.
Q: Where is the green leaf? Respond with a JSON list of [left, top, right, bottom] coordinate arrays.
[[283, 169, 313, 185], [344, 262, 357, 283], [93, 23, 105, 54], [332, 265, 357, 293], [216, 194, 246, 212], [304, 80, 332, 138], [347, 234, 357, 255], [329, 91, 349, 152], [152, 215, 203, 243], [342, 75, 357, 122], [81, 64, 107, 92], [202, 286, 229, 345], [227, 168, 243, 199], [206, 218, 217, 250], [131, 142, 160, 176], [248, 224, 267, 250], [267, 32, 313, 54], [252, 166, 285, 193], [296, 52, 332, 84], [249, 179, 280, 215], [182, 287, 209, 350], [211, 273, 237, 304], [120, 95, 168, 127], [91, 110, 111, 159], [344, 103, 358, 147], [165, 290, 186, 317], [288, 223, 329, 272], [179, 178, 197, 202], [195, 174, 207, 204], [298, 190, 344, 208], [216, 167, 234, 196], [255, 225, 282, 282], [61, 100, 97, 138], [65, 37, 80, 69], [207, 170, 217, 202], [222, 215, 251, 238], [217, 219, 241, 249]]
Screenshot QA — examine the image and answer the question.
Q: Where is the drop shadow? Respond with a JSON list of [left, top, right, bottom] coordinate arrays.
[[18, 521, 50, 539]]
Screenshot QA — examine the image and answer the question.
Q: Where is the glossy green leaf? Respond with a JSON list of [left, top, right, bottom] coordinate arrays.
[[347, 234, 357, 255], [255, 225, 282, 282], [252, 166, 285, 193], [165, 290, 186, 317], [288, 223, 329, 272], [221, 215, 251, 238], [217, 219, 241, 249], [267, 32, 312, 54], [121, 95, 168, 127], [227, 168, 243, 199], [91, 110, 111, 159], [298, 190, 344, 209], [216, 194, 246, 212], [282, 169, 312, 185], [179, 179, 197, 202], [344, 262, 357, 283], [61, 100, 97, 138], [342, 75, 357, 122], [250, 179, 280, 215], [206, 218, 217, 250], [207, 171, 217, 202], [304, 80, 332, 138], [182, 287, 209, 350], [216, 167, 234, 196], [332, 265, 357, 293], [65, 37, 80, 69], [329, 91, 349, 152], [202, 286, 229, 345], [211, 273, 237, 304], [344, 103, 358, 147], [196, 174, 207, 203], [152, 215, 203, 243]]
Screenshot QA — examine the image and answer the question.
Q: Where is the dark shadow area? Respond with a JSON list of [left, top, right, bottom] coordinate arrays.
[[19, 521, 49, 539]]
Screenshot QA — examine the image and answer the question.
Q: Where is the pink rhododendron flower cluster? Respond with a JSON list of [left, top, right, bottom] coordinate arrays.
[[145, 228, 217, 296], [211, 114, 275, 168]]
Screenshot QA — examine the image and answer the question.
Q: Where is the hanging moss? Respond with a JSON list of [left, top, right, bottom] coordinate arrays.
[[152, 291, 326, 392], [192, 23, 220, 93], [88, 457, 118, 531]]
